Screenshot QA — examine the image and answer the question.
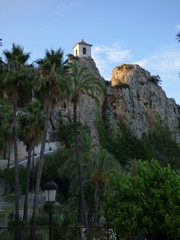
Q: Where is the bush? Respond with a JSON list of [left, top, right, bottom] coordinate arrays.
[[149, 74, 162, 85], [36, 213, 60, 227], [7, 165, 27, 194], [96, 111, 180, 168], [58, 123, 89, 148], [40, 149, 70, 203], [35, 229, 49, 240], [0, 230, 12, 240], [103, 160, 180, 239]]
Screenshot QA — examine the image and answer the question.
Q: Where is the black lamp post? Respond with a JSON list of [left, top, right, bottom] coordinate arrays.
[[44, 180, 58, 240]]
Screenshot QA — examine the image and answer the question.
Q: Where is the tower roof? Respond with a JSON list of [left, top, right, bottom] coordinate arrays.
[[73, 38, 92, 49]]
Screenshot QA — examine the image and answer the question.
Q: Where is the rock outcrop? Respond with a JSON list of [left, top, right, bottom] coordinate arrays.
[[108, 64, 180, 143], [52, 58, 180, 144], [50, 56, 104, 142]]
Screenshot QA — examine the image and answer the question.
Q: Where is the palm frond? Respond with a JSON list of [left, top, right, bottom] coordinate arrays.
[[176, 32, 180, 42]]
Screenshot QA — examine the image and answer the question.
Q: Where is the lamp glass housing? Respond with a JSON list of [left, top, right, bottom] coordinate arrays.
[[45, 189, 57, 202]]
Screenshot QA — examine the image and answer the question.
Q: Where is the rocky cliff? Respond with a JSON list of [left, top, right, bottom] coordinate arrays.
[[108, 64, 180, 143], [53, 57, 180, 145]]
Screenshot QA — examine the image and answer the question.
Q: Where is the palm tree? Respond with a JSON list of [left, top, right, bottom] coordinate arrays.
[[30, 48, 68, 240], [90, 149, 121, 226], [177, 32, 180, 42], [2, 43, 31, 240], [68, 61, 104, 227], [123, 158, 137, 176], [58, 132, 120, 227], [0, 98, 13, 196], [18, 99, 44, 226], [59, 131, 95, 224]]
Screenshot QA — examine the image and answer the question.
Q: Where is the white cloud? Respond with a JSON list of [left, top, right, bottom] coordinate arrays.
[[107, 49, 131, 62], [133, 58, 149, 68], [92, 42, 132, 80], [144, 51, 180, 75], [175, 24, 180, 30], [132, 51, 180, 104], [93, 43, 132, 63], [92, 42, 180, 103]]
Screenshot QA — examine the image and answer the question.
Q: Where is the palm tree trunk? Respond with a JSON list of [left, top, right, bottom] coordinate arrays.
[[13, 103, 20, 240], [31, 148, 35, 192], [23, 145, 32, 226], [94, 184, 100, 227], [73, 100, 88, 227], [30, 111, 50, 240], [4, 141, 11, 196], [78, 190, 82, 224]]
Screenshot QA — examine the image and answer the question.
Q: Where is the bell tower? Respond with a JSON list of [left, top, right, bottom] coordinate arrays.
[[73, 39, 92, 57]]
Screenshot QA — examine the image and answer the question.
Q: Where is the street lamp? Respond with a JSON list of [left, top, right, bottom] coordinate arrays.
[[44, 180, 58, 240]]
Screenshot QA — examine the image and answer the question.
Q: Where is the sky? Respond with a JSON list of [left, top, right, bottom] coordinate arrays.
[[1, 0, 180, 104]]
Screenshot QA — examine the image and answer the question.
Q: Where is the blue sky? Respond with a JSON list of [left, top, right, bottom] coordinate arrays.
[[1, 0, 180, 104]]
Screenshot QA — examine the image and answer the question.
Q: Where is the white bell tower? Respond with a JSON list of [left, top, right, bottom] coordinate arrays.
[[73, 39, 92, 57]]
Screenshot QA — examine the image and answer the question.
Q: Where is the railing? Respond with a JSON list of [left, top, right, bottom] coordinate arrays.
[[0, 142, 56, 169], [0, 226, 119, 240]]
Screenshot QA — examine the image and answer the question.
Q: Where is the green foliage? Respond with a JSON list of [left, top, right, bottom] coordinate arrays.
[[20, 230, 48, 240], [35, 229, 49, 240], [0, 98, 13, 150], [35, 214, 59, 226], [5, 165, 27, 194], [149, 74, 162, 85], [147, 120, 180, 168], [103, 160, 180, 239], [178, 117, 180, 132], [95, 113, 108, 149], [0, 228, 49, 240], [95, 111, 180, 168], [113, 82, 129, 89], [7, 211, 25, 232], [58, 124, 74, 147], [0, 230, 12, 240], [58, 122, 90, 148], [116, 64, 133, 71], [41, 149, 71, 202], [96, 115, 153, 166], [177, 31, 180, 42]]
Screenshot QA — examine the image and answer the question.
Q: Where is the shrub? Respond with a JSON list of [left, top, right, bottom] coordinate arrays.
[[149, 74, 162, 85], [103, 160, 180, 239], [35, 229, 49, 240]]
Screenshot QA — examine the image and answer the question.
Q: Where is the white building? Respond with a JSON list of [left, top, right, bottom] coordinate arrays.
[[73, 39, 92, 57]]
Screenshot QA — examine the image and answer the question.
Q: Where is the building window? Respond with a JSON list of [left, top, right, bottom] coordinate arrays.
[[83, 47, 86, 54], [76, 49, 77, 56]]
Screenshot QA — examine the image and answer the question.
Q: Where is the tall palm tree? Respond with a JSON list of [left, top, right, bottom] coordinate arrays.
[[68, 61, 104, 227], [2, 43, 31, 240], [0, 98, 13, 196], [30, 48, 68, 240], [18, 99, 44, 226]]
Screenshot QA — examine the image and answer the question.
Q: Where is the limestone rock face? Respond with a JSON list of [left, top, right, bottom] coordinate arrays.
[[53, 60, 180, 145], [52, 57, 104, 142], [76, 56, 104, 80], [108, 64, 180, 142]]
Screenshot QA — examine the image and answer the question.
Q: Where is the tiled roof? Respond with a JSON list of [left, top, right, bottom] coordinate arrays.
[[73, 38, 92, 49]]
